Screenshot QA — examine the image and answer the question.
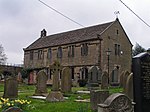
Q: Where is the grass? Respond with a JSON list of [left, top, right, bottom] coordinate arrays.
[[0, 83, 123, 112]]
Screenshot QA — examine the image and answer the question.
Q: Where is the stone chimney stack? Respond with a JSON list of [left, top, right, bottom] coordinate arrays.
[[40, 29, 47, 38]]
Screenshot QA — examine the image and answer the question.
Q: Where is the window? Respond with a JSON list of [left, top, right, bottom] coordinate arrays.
[[30, 51, 33, 60], [81, 43, 88, 56], [47, 48, 52, 59], [38, 50, 43, 59], [68, 45, 74, 57], [57, 47, 62, 58], [115, 44, 120, 56]]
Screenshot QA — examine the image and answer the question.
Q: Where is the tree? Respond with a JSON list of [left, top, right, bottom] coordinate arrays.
[[132, 43, 146, 56], [0, 44, 7, 65]]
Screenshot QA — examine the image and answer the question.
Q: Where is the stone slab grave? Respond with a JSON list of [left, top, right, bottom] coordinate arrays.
[[46, 60, 64, 102], [3, 107, 23, 112], [98, 93, 133, 112], [133, 52, 150, 112], [123, 71, 130, 92], [101, 71, 109, 89], [34, 70, 48, 96], [3, 77, 18, 99], [61, 67, 72, 93], [90, 90, 109, 111], [87, 66, 101, 89], [110, 67, 119, 86]]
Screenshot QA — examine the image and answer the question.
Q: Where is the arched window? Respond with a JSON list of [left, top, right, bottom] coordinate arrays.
[[57, 47, 62, 58]]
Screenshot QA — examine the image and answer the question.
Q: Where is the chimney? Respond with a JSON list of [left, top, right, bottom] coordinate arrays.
[[40, 29, 47, 38]]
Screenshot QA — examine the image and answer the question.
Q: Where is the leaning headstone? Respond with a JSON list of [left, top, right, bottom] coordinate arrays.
[[98, 93, 133, 112], [101, 71, 109, 89], [125, 73, 133, 100], [3, 107, 23, 112], [46, 60, 64, 102], [90, 90, 109, 111], [35, 70, 48, 96], [133, 52, 150, 112], [87, 66, 101, 89], [3, 77, 18, 99], [61, 67, 72, 93]]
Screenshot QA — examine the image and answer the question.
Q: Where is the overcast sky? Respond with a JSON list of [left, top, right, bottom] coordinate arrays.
[[0, 0, 150, 64]]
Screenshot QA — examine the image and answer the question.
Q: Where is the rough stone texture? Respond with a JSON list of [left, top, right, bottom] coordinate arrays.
[[24, 20, 132, 87], [90, 90, 109, 111], [125, 73, 133, 100], [35, 70, 48, 96], [46, 91, 64, 102], [101, 71, 109, 89], [3, 77, 18, 99], [133, 52, 150, 112], [3, 107, 23, 112], [61, 67, 72, 93], [98, 93, 133, 112], [110, 67, 119, 86]]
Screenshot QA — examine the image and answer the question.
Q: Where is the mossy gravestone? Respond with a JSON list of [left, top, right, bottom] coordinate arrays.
[[133, 52, 150, 112]]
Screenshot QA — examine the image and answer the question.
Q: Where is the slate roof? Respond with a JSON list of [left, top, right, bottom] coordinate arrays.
[[24, 20, 115, 51]]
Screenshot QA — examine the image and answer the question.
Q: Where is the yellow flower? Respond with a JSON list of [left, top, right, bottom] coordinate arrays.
[[6, 103, 10, 106]]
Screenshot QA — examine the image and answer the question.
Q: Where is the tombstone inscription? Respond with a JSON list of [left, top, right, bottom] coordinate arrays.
[[133, 52, 150, 112]]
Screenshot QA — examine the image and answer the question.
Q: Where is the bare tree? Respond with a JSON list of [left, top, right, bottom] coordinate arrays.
[[0, 44, 7, 65], [132, 43, 146, 56]]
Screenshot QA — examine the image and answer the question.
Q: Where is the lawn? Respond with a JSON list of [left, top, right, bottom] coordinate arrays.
[[0, 83, 122, 112]]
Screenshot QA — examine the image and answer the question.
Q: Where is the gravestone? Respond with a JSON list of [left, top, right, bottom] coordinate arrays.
[[3, 77, 18, 99], [98, 93, 133, 112], [87, 66, 100, 88], [125, 73, 133, 100], [101, 71, 109, 89], [46, 60, 64, 102], [3, 107, 23, 112], [35, 70, 48, 96], [110, 67, 119, 86], [123, 71, 130, 92], [120, 71, 124, 87], [133, 52, 150, 112], [90, 90, 109, 111], [61, 67, 72, 93]]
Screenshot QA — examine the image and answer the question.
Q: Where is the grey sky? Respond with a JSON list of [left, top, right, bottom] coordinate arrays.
[[0, 0, 150, 64]]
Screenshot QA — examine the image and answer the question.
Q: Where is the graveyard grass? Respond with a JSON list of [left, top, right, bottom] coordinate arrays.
[[0, 84, 122, 112]]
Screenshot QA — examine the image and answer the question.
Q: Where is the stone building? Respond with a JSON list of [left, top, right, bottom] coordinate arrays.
[[23, 19, 132, 85]]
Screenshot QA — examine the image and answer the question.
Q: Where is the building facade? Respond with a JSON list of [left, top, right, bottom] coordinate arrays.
[[23, 19, 132, 85]]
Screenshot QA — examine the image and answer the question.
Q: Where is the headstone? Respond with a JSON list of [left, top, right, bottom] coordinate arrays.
[[87, 66, 101, 89], [17, 72, 22, 83], [120, 71, 124, 87], [125, 73, 133, 100], [35, 70, 48, 96], [101, 71, 109, 89], [90, 90, 109, 111], [133, 52, 150, 112], [3, 77, 18, 99], [4, 107, 23, 112], [110, 67, 119, 86], [46, 60, 64, 102], [123, 71, 130, 92], [28, 72, 34, 84], [98, 93, 133, 112], [61, 67, 72, 93], [50, 60, 63, 91]]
